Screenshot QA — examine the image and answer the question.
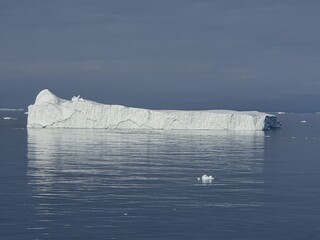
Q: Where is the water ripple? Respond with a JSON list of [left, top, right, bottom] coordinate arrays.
[[26, 129, 265, 239]]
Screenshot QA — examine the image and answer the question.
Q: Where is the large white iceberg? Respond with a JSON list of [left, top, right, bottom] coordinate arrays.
[[27, 89, 280, 130]]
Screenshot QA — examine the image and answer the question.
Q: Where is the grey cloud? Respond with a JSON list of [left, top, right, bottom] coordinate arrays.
[[1, 0, 320, 112]]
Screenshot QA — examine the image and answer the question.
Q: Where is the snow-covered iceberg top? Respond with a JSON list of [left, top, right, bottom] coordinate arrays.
[[27, 89, 280, 130]]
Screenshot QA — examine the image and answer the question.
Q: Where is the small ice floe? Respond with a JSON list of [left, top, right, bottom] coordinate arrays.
[[2, 117, 17, 120], [0, 108, 23, 112], [197, 174, 214, 183], [277, 112, 286, 115], [265, 135, 270, 138], [300, 120, 307, 123]]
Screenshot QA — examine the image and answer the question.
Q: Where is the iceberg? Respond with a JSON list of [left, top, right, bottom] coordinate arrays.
[[27, 89, 280, 130]]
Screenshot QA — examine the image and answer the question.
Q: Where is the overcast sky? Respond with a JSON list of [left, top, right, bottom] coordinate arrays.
[[1, 0, 320, 112]]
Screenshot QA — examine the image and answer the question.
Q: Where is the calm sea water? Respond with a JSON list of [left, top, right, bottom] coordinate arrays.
[[1, 111, 320, 240]]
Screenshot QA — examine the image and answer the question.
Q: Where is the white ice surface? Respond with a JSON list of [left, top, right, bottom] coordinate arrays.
[[0, 108, 24, 111], [197, 175, 214, 183], [27, 89, 280, 130], [2, 117, 17, 120]]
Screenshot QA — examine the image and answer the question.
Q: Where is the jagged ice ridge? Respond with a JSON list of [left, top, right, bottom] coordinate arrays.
[[27, 89, 280, 130]]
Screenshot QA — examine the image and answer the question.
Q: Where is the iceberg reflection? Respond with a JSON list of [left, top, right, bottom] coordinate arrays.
[[27, 129, 265, 187], [27, 129, 266, 238], [27, 129, 265, 171]]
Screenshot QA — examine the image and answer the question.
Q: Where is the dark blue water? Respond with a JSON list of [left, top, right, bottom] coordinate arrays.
[[1, 111, 320, 239]]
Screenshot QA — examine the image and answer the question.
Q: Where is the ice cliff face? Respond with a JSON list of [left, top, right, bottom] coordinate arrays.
[[27, 89, 280, 130]]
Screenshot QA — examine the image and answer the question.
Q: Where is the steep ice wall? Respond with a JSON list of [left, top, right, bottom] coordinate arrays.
[[27, 89, 280, 130]]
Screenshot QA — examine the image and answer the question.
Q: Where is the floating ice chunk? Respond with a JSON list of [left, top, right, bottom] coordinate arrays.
[[2, 117, 17, 120], [198, 174, 214, 183], [27, 89, 281, 130], [0, 108, 24, 111], [277, 112, 286, 115], [300, 120, 307, 123]]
